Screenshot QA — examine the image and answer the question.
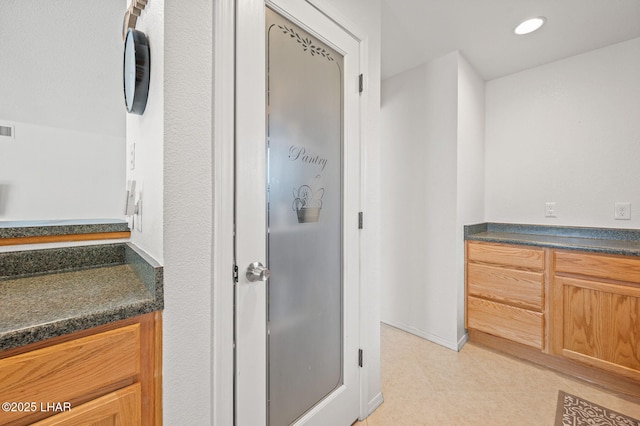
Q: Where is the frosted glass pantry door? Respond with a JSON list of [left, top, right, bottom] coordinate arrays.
[[266, 8, 343, 426], [235, 1, 361, 424]]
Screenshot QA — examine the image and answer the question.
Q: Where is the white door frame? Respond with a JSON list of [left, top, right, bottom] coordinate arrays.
[[212, 0, 236, 424], [212, 1, 372, 424]]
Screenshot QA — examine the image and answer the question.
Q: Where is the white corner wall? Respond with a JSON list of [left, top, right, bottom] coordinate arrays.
[[163, 2, 213, 425], [381, 51, 485, 350], [0, 0, 126, 220], [486, 37, 640, 228], [126, 1, 165, 264], [456, 55, 485, 342], [128, 0, 212, 424]]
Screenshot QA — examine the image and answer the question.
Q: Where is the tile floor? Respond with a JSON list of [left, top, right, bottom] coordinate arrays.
[[357, 323, 640, 425]]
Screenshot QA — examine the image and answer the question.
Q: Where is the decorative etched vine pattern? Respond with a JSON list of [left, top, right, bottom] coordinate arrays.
[[277, 25, 335, 61]]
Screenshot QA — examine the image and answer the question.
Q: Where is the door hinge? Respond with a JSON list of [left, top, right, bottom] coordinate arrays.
[[358, 212, 364, 229], [358, 349, 363, 367], [358, 74, 364, 94], [233, 264, 239, 283]]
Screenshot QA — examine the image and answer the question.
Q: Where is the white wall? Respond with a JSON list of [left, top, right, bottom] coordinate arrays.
[[126, 1, 165, 264], [380, 51, 485, 350], [124, 0, 212, 424], [381, 63, 430, 340], [456, 55, 485, 342], [0, 0, 126, 220], [486, 37, 640, 228], [0, 122, 125, 220], [163, 1, 213, 425]]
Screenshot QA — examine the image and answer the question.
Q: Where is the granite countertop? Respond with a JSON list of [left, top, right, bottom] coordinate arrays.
[[0, 219, 129, 239], [0, 243, 163, 351], [465, 223, 640, 256]]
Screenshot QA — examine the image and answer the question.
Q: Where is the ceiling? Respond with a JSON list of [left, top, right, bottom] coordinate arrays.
[[381, 0, 640, 81]]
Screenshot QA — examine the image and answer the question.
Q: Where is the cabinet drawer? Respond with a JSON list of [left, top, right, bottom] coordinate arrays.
[[468, 263, 544, 311], [467, 296, 543, 349], [468, 242, 544, 270], [0, 325, 140, 425], [555, 250, 640, 284]]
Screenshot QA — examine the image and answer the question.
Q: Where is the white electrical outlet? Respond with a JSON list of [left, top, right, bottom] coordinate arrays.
[[545, 202, 556, 218], [614, 202, 631, 220]]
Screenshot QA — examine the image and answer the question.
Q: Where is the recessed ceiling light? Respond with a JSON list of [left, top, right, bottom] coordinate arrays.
[[514, 17, 546, 35]]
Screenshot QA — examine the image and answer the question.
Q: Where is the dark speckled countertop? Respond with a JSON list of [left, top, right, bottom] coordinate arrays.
[[465, 223, 640, 256], [0, 243, 163, 351], [0, 219, 129, 238]]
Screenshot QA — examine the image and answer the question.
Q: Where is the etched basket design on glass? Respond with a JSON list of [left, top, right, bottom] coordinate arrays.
[[292, 185, 324, 223]]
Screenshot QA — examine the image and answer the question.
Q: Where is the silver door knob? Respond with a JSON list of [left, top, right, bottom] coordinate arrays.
[[246, 261, 270, 282]]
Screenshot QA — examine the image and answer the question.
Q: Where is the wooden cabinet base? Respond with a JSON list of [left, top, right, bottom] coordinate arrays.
[[0, 312, 161, 426], [468, 329, 640, 399], [466, 241, 640, 396]]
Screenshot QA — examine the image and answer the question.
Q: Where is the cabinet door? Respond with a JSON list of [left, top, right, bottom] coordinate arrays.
[[31, 384, 141, 426], [558, 276, 640, 381]]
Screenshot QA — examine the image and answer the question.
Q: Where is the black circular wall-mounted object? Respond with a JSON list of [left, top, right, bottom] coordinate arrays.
[[123, 28, 150, 115]]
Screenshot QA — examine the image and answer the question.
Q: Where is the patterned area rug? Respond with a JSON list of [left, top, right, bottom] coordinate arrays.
[[556, 391, 640, 426]]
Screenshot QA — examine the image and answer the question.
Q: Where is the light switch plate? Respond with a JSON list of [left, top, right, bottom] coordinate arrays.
[[135, 197, 142, 232], [134, 181, 142, 232], [124, 180, 136, 215]]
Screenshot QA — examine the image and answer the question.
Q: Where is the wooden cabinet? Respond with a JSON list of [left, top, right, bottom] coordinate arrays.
[[466, 242, 546, 349], [0, 313, 161, 426], [552, 250, 640, 382], [466, 241, 640, 396]]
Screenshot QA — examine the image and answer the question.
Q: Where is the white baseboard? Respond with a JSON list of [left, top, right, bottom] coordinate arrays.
[[381, 320, 465, 352], [457, 330, 469, 350], [365, 392, 384, 418]]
